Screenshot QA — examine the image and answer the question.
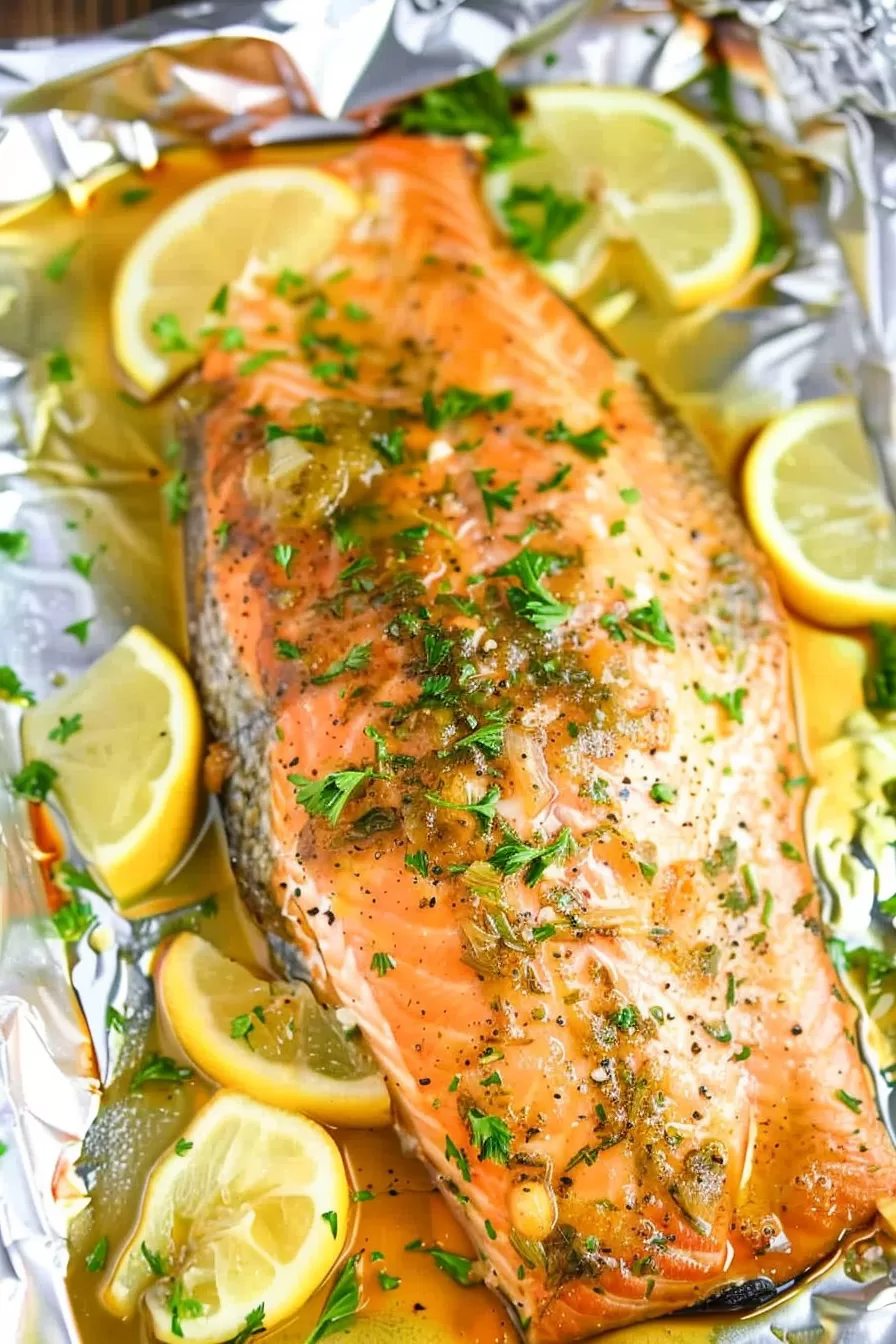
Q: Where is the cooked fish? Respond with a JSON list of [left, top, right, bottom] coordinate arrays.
[[185, 136, 896, 1341]]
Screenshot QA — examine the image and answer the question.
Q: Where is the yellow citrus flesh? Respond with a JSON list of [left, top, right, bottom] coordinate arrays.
[[743, 396, 896, 627], [112, 166, 360, 397], [486, 85, 760, 308], [102, 1090, 349, 1343], [156, 933, 391, 1128], [21, 625, 203, 903]]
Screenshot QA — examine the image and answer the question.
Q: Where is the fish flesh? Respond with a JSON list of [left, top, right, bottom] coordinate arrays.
[[185, 136, 896, 1341]]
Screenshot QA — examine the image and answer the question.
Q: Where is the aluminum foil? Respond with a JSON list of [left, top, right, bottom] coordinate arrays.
[[2, 1, 896, 1342]]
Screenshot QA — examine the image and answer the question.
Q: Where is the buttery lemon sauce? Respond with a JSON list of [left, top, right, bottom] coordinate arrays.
[[2, 147, 887, 1344]]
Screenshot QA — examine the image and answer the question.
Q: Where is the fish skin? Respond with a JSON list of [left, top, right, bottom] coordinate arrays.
[[185, 136, 896, 1341]]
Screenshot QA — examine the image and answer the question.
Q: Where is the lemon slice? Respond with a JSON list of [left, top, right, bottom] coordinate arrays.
[[485, 85, 761, 308], [103, 1089, 348, 1343], [21, 625, 202, 904], [743, 396, 896, 627], [156, 933, 391, 1128], [112, 166, 361, 398]]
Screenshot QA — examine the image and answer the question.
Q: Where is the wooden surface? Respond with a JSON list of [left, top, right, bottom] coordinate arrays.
[[0, 0, 173, 40]]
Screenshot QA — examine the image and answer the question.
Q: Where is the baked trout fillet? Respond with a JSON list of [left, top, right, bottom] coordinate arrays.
[[186, 136, 896, 1341]]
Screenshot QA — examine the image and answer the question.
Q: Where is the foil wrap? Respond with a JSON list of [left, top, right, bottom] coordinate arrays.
[[2, 1, 896, 1342]]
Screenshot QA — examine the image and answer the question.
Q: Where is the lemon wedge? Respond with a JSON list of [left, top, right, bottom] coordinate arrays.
[[112, 166, 360, 398], [21, 625, 202, 904], [743, 396, 896, 627], [103, 1089, 349, 1343], [155, 933, 391, 1128], [484, 85, 761, 307]]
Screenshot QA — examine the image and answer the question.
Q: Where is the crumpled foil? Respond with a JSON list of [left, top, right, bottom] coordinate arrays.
[[2, 1, 896, 1342]]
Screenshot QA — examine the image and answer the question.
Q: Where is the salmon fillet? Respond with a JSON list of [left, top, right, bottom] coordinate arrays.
[[186, 136, 896, 1340]]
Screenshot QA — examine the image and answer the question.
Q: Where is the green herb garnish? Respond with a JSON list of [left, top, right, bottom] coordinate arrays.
[[491, 826, 575, 887], [130, 1053, 194, 1091], [425, 784, 500, 830], [10, 759, 57, 802], [0, 530, 28, 560], [473, 468, 519, 524], [494, 549, 573, 632], [422, 386, 512, 429], [371, 951, 396, 977], [45, 242, 80, 283], [545, 418, 612, 460], [151, 313, 193, 353], [0, 667, 35, 706], [312, 642, 372, 685], [467, 1109, 512, 1165], [85, 1237, 109, 1272], [696, 684, 747, 724], [499, 183, 585, 261], [162, 471, 190, 524], [289, 768, 380, 824], [305, 1252, 361, 1344]]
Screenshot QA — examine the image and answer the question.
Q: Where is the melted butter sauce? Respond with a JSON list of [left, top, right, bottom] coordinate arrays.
[[1, 146, 886, 1344]]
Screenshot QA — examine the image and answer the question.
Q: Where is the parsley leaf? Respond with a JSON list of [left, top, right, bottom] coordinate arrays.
[[405, 850, 429, 877], [467, 1109, 512, 1164], [780, 840, 802, 862], [371, 428, 406, 465], [130, 1053, 193, 1091], [0, 666, 35, 706], [47, 350, 74, 383], [311, 642, 372, 685], [0, 530, 28, 560], [120, 186, 153, 206], [865, 623, 896, 710], [491, 826, 575, 886], [209, 284, 228, 316], [239, 350, 288, 375], [445, 1134, 471, 1182], [305, 1252, 361, 1344], [52, 895, 95, 942], [150, 313, 194, 354], [473, 468, 519, 524], [168, 1279, 205, 1337], [322, 1210, 339, 1238], [423, 386, 512, 429], [289, 768, 380, 824], [228, 1304, 266, 1344], [537, 463, 571, 493], [10, 759, 57, 802], [696, 684, 747, 724], [545, 419, 612, 460], [835, 1088, 862, 1113], [494, 549, 573, 632], [426, 784, 500, 830], [650, 781, 676, 804], [85, 1236, 109, 1272], [398, 70, 526, 171], [371, 951, 396, 976], [627, 598, 675, 650], [162, 471, 190, 524], [442, 713, 507, 759], [69, 549, 101, 579], [273, 543, 294, 577], [141, 1242, 167, 1276], [44, 242, 80, 283], [499, 184, 585, 261]]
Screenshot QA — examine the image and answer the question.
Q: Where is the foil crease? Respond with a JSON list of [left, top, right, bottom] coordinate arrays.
[[2, 1, 896, 1343]]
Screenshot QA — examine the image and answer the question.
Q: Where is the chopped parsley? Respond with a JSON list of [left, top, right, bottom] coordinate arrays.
[[10, 759, 57, 802], [696, 684, 747, 724], [0, 530, 28, 560], [422, 386, 512, 429], [397, 70, 527, 171], [44, 241, 80, 283], [272, 543, 294, 576], [311, 642, 372, 685], [228, 1305, 266, 1344], [429, 1248, 476, 1286], [426, 784, 500, 830], [85, 1236, 109, 1272], [780, 840, 802, 862], [467, 1109, 512, 1164], [865, 623, 896, 710], [174, 1138, 193, 1156], [238, 349, 287, 375], [274, 639, 302, 660], [219, 326, 245, 351], [344, 302, 371, 321], [305, 1253, 361, 1344], [141, 1242, 167, 1276], [129, 1053, 193, 1091], [499, 184, 585, 261], [322, 1210, 339, 1238], [69, 549, 102, 579], [371, 951, 396, 976], [445, 1134, 471, 1181], [405, 850, 429, 877], [627, 598, 675, 649], [371, 428, 406, 465], [537, 463, 571, 493], [545, 419, 612, 460], [701, 1019, 732, 1044], [230, 1013, 255, 1045], [289, 768, 380, 824], [835, 1088, 862, 1113], [620, 487, 640, 504], [378, 1271, 401, 1291], [473, 467, 519, 524], [168, 1279, 205, 1337], [214, 520, 232, 547], [445, 714, 507, 759], [107, 1005, 128, 1033], [275, 268, 305, 297], [52, 896, 95, 942], [494, 549, 573, 632], [161, 471, 190, 525], [47, 350, 74, 383], [150, 313, 193, 353], [209, 284, 228, 316], [491, 826, 576, 886], [120, 186, 153, 206], [649, 781, 676, 804], [0, 666, 35, 706]]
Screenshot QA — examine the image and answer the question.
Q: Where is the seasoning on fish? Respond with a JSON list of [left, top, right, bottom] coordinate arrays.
[[186, 136, 896, 1342]]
